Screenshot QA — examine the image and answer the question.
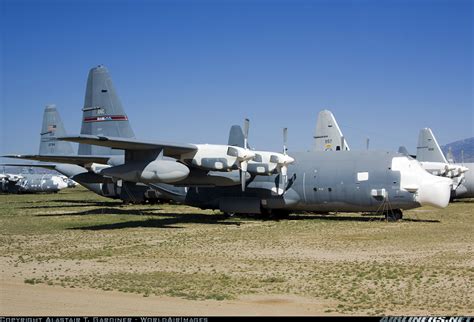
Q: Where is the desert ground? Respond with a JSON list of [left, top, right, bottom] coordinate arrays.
[[0, 187, 472, 316]]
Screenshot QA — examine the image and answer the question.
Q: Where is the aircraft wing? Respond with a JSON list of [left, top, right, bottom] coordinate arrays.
[[0, 163, 58, 170], [59, 135, 198, 158], [3, 154, 112, 166]]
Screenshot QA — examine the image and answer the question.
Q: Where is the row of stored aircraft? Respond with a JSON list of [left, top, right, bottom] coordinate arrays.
[[313, 110, 473, 200], [4, 65, 471, 220]]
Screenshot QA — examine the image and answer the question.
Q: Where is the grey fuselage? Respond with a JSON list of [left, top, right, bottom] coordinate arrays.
[[184, 150, 421, 213]]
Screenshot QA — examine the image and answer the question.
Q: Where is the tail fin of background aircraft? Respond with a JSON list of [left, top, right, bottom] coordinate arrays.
[[313, 110, 350, 151], [78, 65, 135, 155], [39, 105, 75, 156], [398, 146, 417, 158], [228, 125, 245, 148], [398, 146, 410, 156], [416, 128, 448, 163]]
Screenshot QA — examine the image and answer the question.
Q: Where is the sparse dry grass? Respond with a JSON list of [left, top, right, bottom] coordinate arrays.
[[1, 187, 473, 315]]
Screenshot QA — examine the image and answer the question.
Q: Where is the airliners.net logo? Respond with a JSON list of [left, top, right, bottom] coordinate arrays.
[[380, 318, 472, 322]]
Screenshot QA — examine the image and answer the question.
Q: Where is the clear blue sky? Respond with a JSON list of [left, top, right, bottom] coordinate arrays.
[[1, 0, 472, 158]]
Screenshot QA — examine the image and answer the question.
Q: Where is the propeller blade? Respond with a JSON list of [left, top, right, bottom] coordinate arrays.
[[283, 127, 288, 155], [243, 118, 250, 149], [241, 160, 248, 191], [280, 165, 288, 195]]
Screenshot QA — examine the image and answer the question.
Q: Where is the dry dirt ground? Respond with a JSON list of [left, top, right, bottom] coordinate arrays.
[[0, 188, 473, 316]]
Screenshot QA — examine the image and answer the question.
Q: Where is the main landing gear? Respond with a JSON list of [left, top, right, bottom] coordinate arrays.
[[384, 209, 403, 222]]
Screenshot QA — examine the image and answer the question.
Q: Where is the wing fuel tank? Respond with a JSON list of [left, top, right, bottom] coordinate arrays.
[[101, 160, 190, 183]]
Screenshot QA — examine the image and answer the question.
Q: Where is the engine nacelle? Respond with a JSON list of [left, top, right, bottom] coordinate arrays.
[[101, 160, 190, 184], [181, 144, 239, 171]]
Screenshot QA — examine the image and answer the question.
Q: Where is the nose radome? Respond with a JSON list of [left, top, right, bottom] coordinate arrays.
[[416, 176, 452, 208]]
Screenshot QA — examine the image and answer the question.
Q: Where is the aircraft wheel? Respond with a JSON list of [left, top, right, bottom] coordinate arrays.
[[260, 208, 289, 220], [258, 208, 272, 219], [271, 209, 290, 220], [385, 209, 403, 222]]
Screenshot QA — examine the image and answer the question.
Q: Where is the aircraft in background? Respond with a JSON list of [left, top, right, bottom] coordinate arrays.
[[312, 110, 350, 152], [0, 167, 73, 194], [445, 148, 474, 200], [313, 109, 470, 199], [398, 128, 472, 200], [415, 128, 468, 183], [4, 66, 181, 204], [58, 117, 452, 221], [4, 66, 256, 205]]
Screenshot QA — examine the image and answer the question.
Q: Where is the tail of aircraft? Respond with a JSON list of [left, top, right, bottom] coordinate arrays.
[[228, 125, 245, 148], [416, 128, 448, 163], [78, 65, 135, 155], [313, 110, 350, 151], [39, 105, 75, 156]]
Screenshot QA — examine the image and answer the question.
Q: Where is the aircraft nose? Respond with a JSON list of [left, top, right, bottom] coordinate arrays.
[[416, 176, 452, 208]]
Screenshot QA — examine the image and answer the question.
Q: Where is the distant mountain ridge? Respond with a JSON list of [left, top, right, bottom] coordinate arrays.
[[441, 137, 474, 163]]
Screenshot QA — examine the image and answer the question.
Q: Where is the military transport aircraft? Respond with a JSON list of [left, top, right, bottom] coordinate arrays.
[[4, 66, 256, 205], [417, 131, 473, 200], [0, 167, 73, 194], [447, 161, 474, 199], [312, 109, 470, 200], [4, 66, 172, 203], [57, 116, 453, 221], [416, 128, 468, 181]]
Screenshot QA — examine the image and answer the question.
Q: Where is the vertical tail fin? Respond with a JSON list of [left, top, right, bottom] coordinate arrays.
[[228, 125, 245, 148], [39, 105, 75, 155], [313, 110, 350, 151], [416, 128, 448, 163], [79, 65, 135, 155]]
